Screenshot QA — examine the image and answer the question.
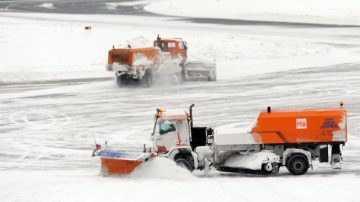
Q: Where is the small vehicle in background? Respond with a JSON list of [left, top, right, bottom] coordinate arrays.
[[183, 61, 217, 81]]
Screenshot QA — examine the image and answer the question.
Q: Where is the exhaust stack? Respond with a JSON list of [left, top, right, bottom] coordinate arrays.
[[189, 104, 195, 129]]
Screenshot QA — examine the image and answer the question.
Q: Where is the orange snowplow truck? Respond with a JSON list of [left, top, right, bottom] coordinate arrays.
[[106, 36, 187, 87], [94, 103, 347, 175]]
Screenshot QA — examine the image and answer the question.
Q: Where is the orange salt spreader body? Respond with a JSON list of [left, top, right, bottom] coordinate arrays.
[[107, 47, 161, 68], [251, 108, 347, 145]]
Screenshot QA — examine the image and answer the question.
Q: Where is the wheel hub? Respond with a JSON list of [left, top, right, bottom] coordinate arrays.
[[294, 162, 304, 171]]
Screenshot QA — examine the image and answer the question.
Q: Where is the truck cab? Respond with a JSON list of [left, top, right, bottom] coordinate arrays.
[[154, 36, 188, 63], [151, 105, 210, 170], [153, 114, 191, 153]]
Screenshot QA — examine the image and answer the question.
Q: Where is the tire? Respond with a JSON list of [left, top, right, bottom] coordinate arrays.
[[142, 71, 152, 87], [174, 154, 194, 171], [207, 75, 216, 81], [272, 163, 280, 174], [178, 72, 184, 84], [175, 158, 192, 171], [260, 164, 272, 175], [286, 154, 309, 175], [116, 76, 124, 87], [181, 66, 186, 82], [261, 163, 279, 175]]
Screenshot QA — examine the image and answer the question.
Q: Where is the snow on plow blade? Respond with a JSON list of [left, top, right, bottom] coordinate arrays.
[[98, 150, 153, 175]]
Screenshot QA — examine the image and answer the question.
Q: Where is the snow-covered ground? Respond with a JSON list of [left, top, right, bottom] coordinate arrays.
[[2, 169, 360, 202], [1, 2, 360, 201], [145, 0, 360, 25]]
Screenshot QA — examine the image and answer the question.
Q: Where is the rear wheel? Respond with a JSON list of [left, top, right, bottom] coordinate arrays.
[[174, 154, 194, 171], [116, 76, 122, 87], [286, 154, 309, 175]]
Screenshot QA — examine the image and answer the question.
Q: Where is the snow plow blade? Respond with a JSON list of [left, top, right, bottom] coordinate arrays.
[[98, 150, 153, 175]]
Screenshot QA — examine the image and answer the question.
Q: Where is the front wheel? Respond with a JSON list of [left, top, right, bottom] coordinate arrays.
[[286, 155, 309, 175], [142, 71, 153, 87], [175, 158, 192, 171], [174, 154, 194, 172]]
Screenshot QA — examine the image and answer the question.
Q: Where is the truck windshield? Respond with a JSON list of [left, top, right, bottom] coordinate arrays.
[[159, 120, 177, 135], [160, 42, 176, 51], [157, 119, 190, 145], [167, 42, 176, 49]]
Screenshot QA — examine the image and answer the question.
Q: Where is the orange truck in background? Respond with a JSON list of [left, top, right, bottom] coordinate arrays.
[[94, 103, 347, 175], [106, 36, 186, 87], [106, 35, 216, 87]]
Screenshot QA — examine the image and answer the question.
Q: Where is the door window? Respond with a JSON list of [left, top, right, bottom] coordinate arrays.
[[167, 42, 176, 49]]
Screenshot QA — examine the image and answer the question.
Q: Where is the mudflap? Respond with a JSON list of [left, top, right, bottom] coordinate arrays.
[[98, 150, 154, 175]]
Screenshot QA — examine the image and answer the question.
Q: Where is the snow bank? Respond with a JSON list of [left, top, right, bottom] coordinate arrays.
[[105, 3, 122, 10], [115, 1, 149, 6], [105, 1, 148, 10], [38, 3, 55, 9], [130, 157, 194, 179], [145, 0, 360, 25]]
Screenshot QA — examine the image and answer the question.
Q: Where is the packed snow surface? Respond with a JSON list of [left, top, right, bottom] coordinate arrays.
[[145, 0, 360, 25]]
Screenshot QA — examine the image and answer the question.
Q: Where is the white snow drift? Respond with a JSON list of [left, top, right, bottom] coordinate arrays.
[[38, 3, 55, 9], [145, 0, 360, 25]]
